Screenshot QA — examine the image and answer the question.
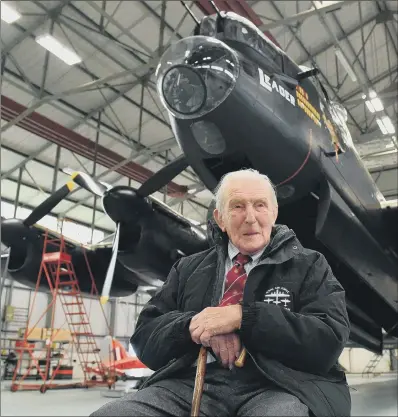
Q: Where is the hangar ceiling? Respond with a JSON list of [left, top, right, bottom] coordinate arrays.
[[1, 0, 397, 239]]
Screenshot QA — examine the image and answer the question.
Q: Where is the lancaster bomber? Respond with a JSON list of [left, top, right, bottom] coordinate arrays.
[[1, 9, 397, 354]]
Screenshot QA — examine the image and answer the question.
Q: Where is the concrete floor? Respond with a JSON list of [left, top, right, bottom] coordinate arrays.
[[1, 374, 396, 416]]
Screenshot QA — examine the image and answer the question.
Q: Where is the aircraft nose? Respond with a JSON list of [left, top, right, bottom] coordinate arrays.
[[156, 35, 240, 119]]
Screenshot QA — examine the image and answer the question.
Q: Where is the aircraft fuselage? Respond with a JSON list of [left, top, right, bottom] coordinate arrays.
[[156, 33, 398, 343]]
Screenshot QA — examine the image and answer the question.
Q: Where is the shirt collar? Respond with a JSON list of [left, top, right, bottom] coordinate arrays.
[[228, 241, 267, 264]]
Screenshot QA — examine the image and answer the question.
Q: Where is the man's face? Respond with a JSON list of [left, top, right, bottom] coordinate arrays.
[[213, 176, 278, 255]]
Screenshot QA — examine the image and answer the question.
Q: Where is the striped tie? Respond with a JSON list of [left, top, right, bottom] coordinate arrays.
[[219, 253, 251, 306]]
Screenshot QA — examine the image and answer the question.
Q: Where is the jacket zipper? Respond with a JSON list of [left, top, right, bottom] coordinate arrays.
[[245, 349, 280, 387]]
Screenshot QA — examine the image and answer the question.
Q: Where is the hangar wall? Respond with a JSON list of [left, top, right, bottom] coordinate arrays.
[[0, 273, 151, 380], [2, 271, 396, 379]]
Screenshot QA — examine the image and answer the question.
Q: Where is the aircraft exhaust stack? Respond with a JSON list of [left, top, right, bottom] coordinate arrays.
[[155, 36, 239, 120]]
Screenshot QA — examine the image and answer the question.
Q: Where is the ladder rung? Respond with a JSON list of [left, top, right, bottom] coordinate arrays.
[[65, 312, 84, 315], [42, 252, 72, 263], [58, 280, 78, 286], [71, 322, 89, 325], [63, 302, 83, 306], [72, 332, 93, 336]]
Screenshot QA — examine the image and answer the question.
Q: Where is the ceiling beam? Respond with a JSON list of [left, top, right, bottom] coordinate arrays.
[[1, 95, 187, 196], [296, 12, 380, 65], [258, 0, 350, 31]]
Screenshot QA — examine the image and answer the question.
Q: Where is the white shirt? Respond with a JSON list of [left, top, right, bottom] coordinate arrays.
[[194, 241, 267, 365]]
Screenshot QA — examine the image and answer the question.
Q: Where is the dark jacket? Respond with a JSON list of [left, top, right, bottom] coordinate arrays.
[[131, 224, 351, 417]]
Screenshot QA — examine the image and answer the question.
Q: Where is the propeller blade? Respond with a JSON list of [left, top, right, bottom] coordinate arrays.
[[100, 222, 120, 305], [70, 172, 107, 197], [137, 155, 188, 197], [23, 182, 75, 227]]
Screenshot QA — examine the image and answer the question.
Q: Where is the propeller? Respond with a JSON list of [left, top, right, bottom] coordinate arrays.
[[62, 168, 107, 197], [13, 155, 190, 304], [98, 154, 190, 304], [23, 170, 108, 227], [99, 222, 120, 305], [24, 181, 76, 226], [136, 155, 189, 197]]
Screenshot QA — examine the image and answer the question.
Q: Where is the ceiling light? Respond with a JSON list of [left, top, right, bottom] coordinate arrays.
[[1, 2, 21, 23], [334, 47, 357, 82], [363, 90, 384, 113], [376, 116, 395, 135], [376, 119, 388, 135], [35, 34, 82, 65], [380, 116, 395, 134], [365, 100, 375, 113], [370, 97, 384, 112]]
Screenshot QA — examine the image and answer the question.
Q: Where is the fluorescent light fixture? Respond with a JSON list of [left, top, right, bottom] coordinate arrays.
[[365, 100, 375, 113], [1, 2, 21, 23], [376, 116, 395, 135], [380, 116, 395, 134], [370, 97, 384, 112], [376, 118, 388, 135], [363, 90, 384, 113], [35, 34, 82, 65], [334, 47, 357, 83]]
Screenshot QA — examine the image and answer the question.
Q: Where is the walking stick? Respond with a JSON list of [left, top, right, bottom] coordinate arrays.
[[190, 346, 247, 416], [191, 346, 208, 417]]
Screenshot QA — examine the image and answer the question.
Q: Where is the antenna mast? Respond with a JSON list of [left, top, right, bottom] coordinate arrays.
[[180, 1, 200, 26], [209, 0, 222, 18]]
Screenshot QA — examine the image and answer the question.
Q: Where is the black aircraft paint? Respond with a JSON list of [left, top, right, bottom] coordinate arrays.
[[1, 11, 397, 354]]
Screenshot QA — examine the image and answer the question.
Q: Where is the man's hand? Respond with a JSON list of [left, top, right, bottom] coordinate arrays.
[[189, 305, 242, 345], [209, 333, 241, 368]]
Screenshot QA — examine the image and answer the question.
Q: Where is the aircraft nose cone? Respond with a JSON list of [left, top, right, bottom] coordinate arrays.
[[102, 186, 150, 224], [1, 218, 30, 248], [156, 35, 240, 119]]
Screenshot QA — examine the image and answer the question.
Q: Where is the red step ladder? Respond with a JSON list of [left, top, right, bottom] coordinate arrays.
[[11, 230, 114, 393]]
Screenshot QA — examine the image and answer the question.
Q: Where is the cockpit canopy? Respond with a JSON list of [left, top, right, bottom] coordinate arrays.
[[198, 12, 283, 68]]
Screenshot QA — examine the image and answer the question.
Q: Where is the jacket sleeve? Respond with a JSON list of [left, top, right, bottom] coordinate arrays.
[[239, 252, 350, 375], [130, 260, 197, 370]]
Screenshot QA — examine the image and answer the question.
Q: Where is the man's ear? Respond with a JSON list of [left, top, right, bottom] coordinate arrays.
[[273, 205, 278, 225], [213, 208, 226, 232]]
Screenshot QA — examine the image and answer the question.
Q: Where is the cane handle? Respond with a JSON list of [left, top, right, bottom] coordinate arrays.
[[234, 347, 246, 368]]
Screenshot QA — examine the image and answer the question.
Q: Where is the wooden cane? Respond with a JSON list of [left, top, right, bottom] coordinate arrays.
[[190, 345, 247, 416], [191, 346, 208, 417]]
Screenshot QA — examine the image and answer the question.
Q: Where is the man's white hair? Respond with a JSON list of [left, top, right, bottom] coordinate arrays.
[[214, 168, 278, 214]]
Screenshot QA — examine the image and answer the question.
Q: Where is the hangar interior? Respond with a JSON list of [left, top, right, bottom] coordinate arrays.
[[0, 0, 397, 416]]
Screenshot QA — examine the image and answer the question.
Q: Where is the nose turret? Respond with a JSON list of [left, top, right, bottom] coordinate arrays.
[[155, 36, 240, 119]]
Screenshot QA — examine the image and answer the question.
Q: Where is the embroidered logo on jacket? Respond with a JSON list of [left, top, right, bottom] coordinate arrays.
[[264, 286, 291, 310]]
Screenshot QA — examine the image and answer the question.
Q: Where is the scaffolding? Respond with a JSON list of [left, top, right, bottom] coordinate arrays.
[[10, 229, 116, 393]]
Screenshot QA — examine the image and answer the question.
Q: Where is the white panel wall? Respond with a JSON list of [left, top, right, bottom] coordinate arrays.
[[339, 348, 395, 373], [113, 292, 152, 347]]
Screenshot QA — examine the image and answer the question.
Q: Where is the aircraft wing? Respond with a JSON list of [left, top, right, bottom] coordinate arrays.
[[1, 194, 209, 298]]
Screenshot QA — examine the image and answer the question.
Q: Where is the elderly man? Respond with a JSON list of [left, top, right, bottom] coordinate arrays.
[[91, 169, 351, 417]]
